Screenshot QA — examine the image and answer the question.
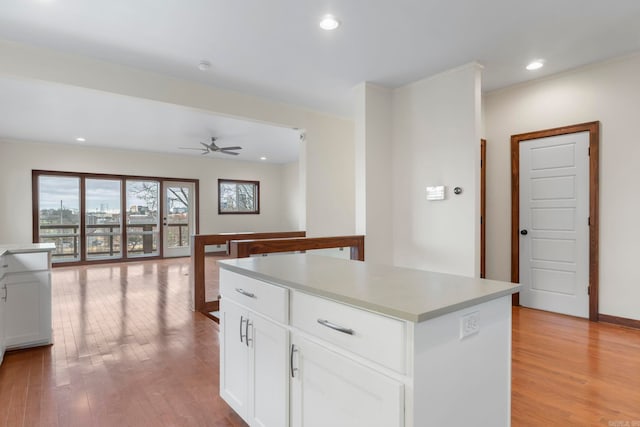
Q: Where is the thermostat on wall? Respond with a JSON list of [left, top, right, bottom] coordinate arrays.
[[426, 186, 445, 201]]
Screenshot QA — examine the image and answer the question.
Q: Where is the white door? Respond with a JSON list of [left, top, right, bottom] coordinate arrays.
[[290, 334, 404, 427], [220, 299, 249, 421], [162, 181, 195, 258], [249, 313, 289, 427], [519, 131, 589, 318]]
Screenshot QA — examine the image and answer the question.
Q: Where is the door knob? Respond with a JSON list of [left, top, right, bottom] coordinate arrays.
[[520, 229, 528, 235]]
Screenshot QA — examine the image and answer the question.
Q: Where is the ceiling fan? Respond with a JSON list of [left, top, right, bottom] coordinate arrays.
[[179, 137, 242, 156]]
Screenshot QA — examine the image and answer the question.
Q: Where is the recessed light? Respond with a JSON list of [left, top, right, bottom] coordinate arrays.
[[75, 137, 86, 142], [526, 60, 545, 71], [319, 15, 340, 31], [260, 156, 267, 161], [198, 60, 211, 71]]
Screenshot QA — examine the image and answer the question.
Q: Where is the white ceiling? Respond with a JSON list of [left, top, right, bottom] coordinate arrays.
[[1, 0, 640, 157], [0, 76, 301, 163]]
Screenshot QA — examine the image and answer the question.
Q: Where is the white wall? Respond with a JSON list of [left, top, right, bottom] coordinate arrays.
[[484, 52, 640, 321], [303, 113, 355, 237], [281, 161, 303, 231], [0, 139, 299, 243], [391, 64, 482, 277], [0, 39, 355, 237], [354, 83, 394, 264]]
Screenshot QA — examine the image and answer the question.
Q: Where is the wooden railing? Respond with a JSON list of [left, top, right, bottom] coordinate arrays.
[[191, 231, 306, 313], [229, 235, 365, 261], [191, 233, 365, 317]]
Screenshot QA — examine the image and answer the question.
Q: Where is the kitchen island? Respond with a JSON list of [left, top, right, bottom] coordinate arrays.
[[218, 254, 520, 427], [0, 243, 55, 366]]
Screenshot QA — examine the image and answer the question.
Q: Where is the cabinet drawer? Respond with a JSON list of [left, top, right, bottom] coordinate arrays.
[[220, 269, 288, 324], [5, 252, 49, 273], [291, 291, 406, 374], [0, 255, 6, 280]]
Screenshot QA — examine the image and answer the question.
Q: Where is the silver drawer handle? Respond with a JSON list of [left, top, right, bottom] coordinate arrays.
[[235, 288, 256, 298], [317, 319, 354, 335]]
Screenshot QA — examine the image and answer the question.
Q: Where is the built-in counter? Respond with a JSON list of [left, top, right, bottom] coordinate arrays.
[[0, 243, 55, 366], [218, 254, 520, 427]]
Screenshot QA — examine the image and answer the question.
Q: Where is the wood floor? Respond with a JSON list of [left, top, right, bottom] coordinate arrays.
[[512, 307, 640, 426], [0, 258, 245, 427], [0, 258, 638, 426]]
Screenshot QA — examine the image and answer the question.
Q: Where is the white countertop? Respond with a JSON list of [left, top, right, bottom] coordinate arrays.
[[0, 243, 56, 256], [219, 254, 520, 322]]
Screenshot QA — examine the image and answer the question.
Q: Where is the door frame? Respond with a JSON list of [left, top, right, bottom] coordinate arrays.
[[510, 121, 600, 321]]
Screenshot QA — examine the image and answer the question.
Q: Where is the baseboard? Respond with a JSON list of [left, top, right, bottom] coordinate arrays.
[[599, 313, 640, 330]]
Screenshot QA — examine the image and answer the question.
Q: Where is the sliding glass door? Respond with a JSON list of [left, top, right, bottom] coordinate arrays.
[[37, 175, 81, 262], [33, 171, 198, 264]]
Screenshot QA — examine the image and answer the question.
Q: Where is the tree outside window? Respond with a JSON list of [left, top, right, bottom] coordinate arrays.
[[218, 179, 260, 214]]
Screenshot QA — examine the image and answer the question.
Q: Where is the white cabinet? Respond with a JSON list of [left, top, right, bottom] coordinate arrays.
[[290, 334, 404, 427], [290, 290, 406, 373], [4, 271, 51, 349], [220, 298, 250, 417], [219, 265, 513, 427], [2, 251, 52, 352], [0, 255, 6, 365], [220, 276, 289, 427]]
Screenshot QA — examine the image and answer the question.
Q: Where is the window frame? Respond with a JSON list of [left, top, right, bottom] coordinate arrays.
[[218, 179, 260, 215]]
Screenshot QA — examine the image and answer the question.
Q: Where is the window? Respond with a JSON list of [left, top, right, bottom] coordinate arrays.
[[85, 178, 122, 260], [126, 180, 160, 257], [33, 170, 198, 264], [218, 179, 260, 214]]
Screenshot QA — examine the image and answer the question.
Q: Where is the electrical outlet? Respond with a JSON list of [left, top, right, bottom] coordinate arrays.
[[460, 311, 480, 339]]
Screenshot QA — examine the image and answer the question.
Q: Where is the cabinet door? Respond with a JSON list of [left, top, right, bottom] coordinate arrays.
[[220, 299, 249, 421], [0, 280, 6, 365], [291, 335, 404, 427], [249, 313, 289, 427], [4, 272, 51, 349]]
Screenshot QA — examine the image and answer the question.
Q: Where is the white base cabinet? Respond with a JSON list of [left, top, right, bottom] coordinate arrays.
[[220, 268, 513, 427], [4, 271, 51, 349], [0, 249, 53, 366], [220, 276, 289, 427], [0, 261, 6, 365]]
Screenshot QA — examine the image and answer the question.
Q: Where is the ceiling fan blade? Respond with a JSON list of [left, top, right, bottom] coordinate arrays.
[[220, 146, 242, 151], [200, 142, 212, 149], [220, 150, 240, 155]]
